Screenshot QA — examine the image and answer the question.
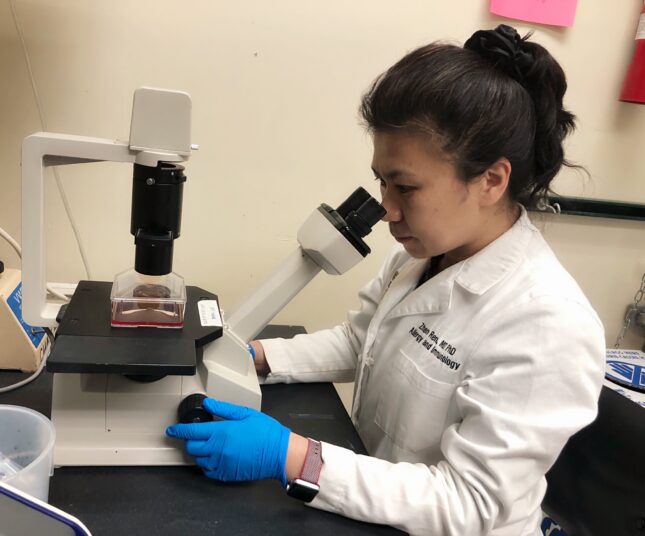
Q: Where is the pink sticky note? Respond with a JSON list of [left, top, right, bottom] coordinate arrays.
[[490, 0, 578, 27]]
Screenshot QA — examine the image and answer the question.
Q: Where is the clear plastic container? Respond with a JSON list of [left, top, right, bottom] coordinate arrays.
[[0, 405, 56, 502], [110, 268, 186, 328]]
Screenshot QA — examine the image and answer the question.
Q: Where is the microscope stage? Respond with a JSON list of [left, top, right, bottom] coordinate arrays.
[[47, 281, 222, 375]]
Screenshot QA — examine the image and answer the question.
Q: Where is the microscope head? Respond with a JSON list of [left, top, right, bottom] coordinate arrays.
[[297, 187, 385, 276]]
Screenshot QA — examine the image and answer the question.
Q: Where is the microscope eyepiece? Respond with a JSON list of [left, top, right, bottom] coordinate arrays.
[[335, 187, 385, 238], [346, 197, 385, 237], [335, 187, 372, 219]]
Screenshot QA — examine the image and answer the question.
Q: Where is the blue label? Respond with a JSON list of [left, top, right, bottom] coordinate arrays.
[[6, 283, 45, 348], [606, 360, 645, 389], [541, 517, 568, 536]]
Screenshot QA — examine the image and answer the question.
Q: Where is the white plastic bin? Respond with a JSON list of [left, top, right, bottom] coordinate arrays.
[[0, 405, 55, 502]]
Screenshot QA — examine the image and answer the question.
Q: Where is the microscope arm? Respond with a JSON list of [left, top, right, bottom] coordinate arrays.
[[195, 248, 321, 410], [226, 202, 373, 342], [197, 192, 383, 410], [225, 248, 321, 343], [21, 133, 139, 327]]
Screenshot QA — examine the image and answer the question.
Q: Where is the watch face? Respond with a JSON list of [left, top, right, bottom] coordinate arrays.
[[286, 479, 320, 503]]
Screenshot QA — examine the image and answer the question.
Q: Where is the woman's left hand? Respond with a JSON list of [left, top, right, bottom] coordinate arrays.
[[166, 398, 291, 486]]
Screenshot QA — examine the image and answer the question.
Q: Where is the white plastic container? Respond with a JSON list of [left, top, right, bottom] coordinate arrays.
[[0, 405, 55, 502]]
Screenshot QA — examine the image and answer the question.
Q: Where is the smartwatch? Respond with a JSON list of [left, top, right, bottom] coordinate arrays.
[[286, 439, 323, 502]]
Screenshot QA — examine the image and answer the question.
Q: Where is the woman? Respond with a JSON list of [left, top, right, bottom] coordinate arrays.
[[167, 25, 605, 535]]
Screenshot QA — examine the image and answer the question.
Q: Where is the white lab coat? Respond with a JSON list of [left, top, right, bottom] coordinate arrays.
[[261, 208, 605, 536]]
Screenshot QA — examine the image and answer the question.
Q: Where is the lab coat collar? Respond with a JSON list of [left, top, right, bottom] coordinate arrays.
[[383, 257, 460, 319], [380, 256, 429, 314], [455, 205, 535, 295], [383, 206, 534, 319]]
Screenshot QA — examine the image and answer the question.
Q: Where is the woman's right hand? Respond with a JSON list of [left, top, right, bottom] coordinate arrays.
[[249, 341, 270, 376]]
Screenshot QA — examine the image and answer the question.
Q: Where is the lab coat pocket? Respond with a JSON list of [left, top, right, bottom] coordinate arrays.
[[374, 348, 456, 453]]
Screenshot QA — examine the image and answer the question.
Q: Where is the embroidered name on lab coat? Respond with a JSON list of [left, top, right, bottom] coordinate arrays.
[[409, 322, 461, 371]]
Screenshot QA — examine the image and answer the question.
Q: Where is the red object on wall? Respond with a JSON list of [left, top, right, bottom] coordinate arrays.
[[620, 1, 645, 104]]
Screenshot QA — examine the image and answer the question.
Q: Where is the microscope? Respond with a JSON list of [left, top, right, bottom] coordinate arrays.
[[21, 88, 384, 466]]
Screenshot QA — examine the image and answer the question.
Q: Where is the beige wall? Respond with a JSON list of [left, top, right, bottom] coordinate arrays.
[[2, 0, 645, 368]]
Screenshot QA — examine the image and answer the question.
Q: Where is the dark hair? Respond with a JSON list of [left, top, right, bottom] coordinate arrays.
[[360, 25, 577, 207]]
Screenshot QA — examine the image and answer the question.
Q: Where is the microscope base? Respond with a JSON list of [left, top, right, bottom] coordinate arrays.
[[50, 341, 261, 466], [51, 373, 189, 465]]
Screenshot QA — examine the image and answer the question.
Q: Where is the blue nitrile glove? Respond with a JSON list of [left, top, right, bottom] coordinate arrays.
[[165, 398, 291, 486], [247, 343, 255, 361]]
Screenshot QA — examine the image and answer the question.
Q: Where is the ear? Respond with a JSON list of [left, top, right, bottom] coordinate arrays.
[[477, 157, 511, 206]]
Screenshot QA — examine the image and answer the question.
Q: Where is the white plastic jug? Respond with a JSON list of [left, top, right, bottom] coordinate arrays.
[[0, 405, 55, 502]]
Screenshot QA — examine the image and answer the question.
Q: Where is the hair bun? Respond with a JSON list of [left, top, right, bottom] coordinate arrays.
[[464, 25, 533, 84]]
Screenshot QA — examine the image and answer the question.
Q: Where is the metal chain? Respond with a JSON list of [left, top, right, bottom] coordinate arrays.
[[614, 272, 645, 348]]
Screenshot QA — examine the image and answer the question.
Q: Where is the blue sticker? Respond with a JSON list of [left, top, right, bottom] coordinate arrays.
[[541, 517, 568, 536], [606, 360, 645, 390], [6, 283, 45, 348]]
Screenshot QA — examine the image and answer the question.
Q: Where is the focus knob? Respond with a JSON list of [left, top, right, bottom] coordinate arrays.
[[178, 393, 213, 424]]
